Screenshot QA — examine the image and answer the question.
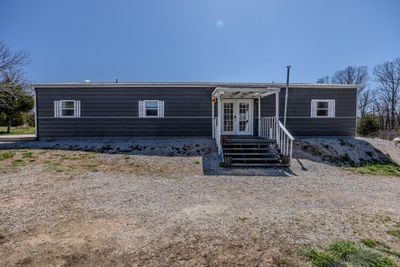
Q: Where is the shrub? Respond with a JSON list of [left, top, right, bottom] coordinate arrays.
[[357, 115, 380, 137]]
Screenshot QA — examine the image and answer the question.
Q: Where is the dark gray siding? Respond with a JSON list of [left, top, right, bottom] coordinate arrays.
[[260, 88, 357, 136], [36, 87, 214, 138], [36, 86, 357, 138]]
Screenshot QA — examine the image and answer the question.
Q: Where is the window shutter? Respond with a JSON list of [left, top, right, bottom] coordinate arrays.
[[310, 100, 316, 118], [54, 101, 60, 118], [138, 101, 144, 118], [158, 101, 164, 118], [75, 100, 81, 118], [329, 100, 335, 118]]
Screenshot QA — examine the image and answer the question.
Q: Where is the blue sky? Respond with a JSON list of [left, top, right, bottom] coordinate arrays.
[[1, 0, 399, 83]]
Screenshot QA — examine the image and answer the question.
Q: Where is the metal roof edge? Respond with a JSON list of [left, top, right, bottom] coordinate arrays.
[[31, 82, 362, 90]]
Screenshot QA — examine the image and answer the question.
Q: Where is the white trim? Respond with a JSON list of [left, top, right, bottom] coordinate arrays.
[[311, 99, 335, 118], [140, 100, 165, 118], [54, 100, 60, 118], [138, 101, 144, 117], [75, 100, 81, 118], [34, 90, 38, 137], [59, 100, 77, 118], [158, 100, 164, 117], [211, 99, 215, 139], [258, 97, 261, 136], [275, 92, 279, 141]]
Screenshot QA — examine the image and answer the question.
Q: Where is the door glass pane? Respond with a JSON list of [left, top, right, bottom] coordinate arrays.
[[223, 103, 234, 132], [239, 103, 249, 132]]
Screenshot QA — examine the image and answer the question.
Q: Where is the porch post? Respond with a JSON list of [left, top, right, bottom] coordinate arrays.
[[212, 96, 215, 139], [217, 93, 222, 134], [258, 97, 261, 137], [275, 91, 279, 121], [275, 91, 279, 141]]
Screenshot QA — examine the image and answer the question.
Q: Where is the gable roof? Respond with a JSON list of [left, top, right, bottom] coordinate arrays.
[[32, 82, 361, 90]]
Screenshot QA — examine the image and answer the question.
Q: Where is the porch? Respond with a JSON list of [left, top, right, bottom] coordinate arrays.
[[211, 87, 294, 167]]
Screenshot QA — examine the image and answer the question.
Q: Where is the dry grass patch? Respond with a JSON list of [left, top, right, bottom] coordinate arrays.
[[0, 149, 202, 177]]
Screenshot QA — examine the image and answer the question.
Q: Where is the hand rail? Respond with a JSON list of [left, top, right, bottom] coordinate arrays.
[[277, 121, 294, 141], [259, 116, 295, 165]]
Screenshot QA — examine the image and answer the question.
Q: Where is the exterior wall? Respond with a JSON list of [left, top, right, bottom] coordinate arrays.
[[36, 86, 357, 138], [260, 88, 357, 136], [36, 87, 214, 138]]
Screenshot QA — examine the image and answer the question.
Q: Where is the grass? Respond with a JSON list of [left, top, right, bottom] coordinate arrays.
[[0, 126, 35, 135], [347, 163, 400, 177], [0, 151, 16, 160], [387, 230, 400, 240], [301, 240, 396, 267], [361, 239, 400, 259]]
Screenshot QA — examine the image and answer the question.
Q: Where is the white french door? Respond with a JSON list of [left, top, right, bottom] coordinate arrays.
[[222, 99, 253, 135]]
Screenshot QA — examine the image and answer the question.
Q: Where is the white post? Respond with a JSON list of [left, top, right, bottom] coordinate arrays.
[[258, 97, 261, 137], [275, 91, 279, 141], [217, 93, 222, 154], [212, 97, 215, 139]]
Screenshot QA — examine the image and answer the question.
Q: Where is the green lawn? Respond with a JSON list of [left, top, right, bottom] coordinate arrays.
[[301, 240, 397, 267], [347, 163, 400, 177], [0, 126, 35, 135]]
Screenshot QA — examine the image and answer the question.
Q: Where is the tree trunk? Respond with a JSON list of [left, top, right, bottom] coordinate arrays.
[[7, 116, 12, 134]]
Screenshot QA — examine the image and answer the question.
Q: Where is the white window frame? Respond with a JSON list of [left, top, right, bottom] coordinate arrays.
[[311, 99, 335, 118], [60, 100, 76, 118], [54, 100, 81, 118], [139, 100, 164, 118], [143, 100, 159, 118]]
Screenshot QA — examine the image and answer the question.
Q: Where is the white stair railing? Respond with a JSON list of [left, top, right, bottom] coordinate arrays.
[[259, 117, 295, 165]]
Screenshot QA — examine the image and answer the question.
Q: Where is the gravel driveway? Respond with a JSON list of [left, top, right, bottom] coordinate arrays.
[[1, 138, 400, 266]]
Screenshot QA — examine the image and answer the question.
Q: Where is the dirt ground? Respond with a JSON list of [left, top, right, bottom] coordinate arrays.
[[1, 138, 400, 266]]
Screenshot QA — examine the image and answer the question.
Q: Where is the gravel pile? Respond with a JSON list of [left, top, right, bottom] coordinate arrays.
[[294, 137, 393, 166]]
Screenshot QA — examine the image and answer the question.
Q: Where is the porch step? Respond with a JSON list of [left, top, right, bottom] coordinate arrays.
[[232, 158, 280, 162], [223, 152, 277, 156], [224, 140, 276, 144], [221, 137, 284, 167], [230, 163, 287, 167]]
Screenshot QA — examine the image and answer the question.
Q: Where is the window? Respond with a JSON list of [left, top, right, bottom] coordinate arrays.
[[54, 100, 81, 118], [138, 100, 164, 118], [311, 100, 335, 118], [61, 101, 75, 117], [145, 100, 159, 117]]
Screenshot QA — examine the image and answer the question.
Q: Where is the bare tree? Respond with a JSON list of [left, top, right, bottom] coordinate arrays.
[[0, 42, 30, 73], [317, 66, 370, 117], [373, 58, 400, 130], [316, 75, 330, 84], [331, 66, 368, 85]]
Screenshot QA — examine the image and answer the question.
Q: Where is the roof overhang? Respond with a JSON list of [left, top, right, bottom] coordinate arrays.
[[31, 82, 362, 90], [212, 87, 280, 99]]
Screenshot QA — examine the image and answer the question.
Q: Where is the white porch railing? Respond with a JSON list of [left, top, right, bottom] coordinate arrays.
[[259, 117, 295, 165]]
